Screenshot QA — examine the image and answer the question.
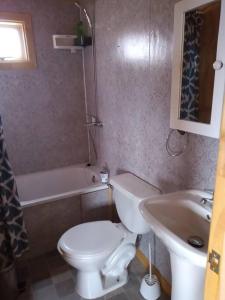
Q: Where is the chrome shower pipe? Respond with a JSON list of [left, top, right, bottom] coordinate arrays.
[[74, 1, 93, 31], [74, 1, 98, 165]]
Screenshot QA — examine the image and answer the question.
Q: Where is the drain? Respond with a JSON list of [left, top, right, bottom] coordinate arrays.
[[187, 236, 204, 248]]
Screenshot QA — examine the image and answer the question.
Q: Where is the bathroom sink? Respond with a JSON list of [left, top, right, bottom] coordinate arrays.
[[139, 190, 211, 267]]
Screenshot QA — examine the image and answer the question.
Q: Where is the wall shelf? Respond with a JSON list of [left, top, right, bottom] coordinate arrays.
[[52, 35, 91, 53]]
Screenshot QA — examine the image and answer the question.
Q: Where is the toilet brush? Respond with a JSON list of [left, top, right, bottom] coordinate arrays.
[[140, 243, 161, 300]]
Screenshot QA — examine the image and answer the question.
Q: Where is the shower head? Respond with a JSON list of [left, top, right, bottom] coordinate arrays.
[[74, 1, 93, 31], [74, 1, 82, 10]]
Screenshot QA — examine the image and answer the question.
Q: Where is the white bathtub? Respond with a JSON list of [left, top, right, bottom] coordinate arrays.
[[16, 164, 108, 208]]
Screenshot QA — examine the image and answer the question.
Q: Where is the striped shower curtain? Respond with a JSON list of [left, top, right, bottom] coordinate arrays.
[[0, 116, 28, 271]]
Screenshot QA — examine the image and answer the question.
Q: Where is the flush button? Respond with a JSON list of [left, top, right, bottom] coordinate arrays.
[[213, 60, 223, 70]]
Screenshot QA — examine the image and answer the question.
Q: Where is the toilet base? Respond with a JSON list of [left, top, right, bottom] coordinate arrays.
[[76, 269, 128, 299]]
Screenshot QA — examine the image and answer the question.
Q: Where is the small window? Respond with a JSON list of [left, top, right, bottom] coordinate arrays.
[[0, 12, 36, 70]]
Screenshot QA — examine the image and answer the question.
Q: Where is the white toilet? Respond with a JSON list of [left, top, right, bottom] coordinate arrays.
[[57, 173, 159, 299]]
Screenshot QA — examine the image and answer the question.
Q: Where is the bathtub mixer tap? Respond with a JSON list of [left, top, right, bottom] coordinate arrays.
[[85, 122, 103, 127], [85, 114, 103, 127]]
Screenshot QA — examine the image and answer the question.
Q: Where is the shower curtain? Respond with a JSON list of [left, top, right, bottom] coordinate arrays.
[[0, 116, 28, 271], [180, 10, 203, 121]]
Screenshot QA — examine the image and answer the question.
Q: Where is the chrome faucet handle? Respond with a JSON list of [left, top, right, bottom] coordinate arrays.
[[200, 189, 213, 206], [201, 197, 213, 205], [201, 189, 214, 203], [204, 189, 214, 196], [201, 190, 214, 208]]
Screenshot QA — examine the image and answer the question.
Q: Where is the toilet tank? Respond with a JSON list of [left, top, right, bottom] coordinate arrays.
[[110, 173, 160, 234]]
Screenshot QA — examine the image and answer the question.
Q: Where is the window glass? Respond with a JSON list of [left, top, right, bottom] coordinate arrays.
[[0, 21, 27, 62]]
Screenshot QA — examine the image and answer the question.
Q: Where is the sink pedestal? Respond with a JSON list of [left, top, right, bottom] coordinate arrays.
[[170, 251, 205, 300]]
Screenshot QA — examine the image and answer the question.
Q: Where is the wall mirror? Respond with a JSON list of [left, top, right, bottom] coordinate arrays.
[[170, 0, 225, 138]]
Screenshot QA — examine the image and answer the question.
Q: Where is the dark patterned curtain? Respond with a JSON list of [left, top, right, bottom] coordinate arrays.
[[180, 10, 203, 121], [0, 116, 28, 271]]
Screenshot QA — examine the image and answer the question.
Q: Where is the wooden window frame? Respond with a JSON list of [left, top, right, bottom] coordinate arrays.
[[0, 12, 36, 70]]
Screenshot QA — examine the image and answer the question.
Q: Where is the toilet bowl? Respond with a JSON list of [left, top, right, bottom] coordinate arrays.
[[58, 221, 137, 299], [58, 173, 160, 299]]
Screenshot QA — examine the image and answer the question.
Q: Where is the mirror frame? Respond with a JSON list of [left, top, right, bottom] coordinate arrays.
[[170, 0, 225, 139]]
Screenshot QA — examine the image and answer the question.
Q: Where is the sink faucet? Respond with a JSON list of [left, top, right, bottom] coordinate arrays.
[[200, 189, 214, 208]]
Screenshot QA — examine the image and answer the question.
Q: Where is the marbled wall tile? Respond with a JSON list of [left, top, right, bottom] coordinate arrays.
[[94, 0, 219, 192], [81, 189, 112, 222], [0, 0, 89, 175]]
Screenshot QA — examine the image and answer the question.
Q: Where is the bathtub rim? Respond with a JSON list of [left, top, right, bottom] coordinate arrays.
[[20, 184, 108, 208], [17, 163, 108, 208], [16, 163, 101, 180]]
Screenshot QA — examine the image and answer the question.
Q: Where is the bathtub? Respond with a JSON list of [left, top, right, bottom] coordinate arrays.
[[16, 164, 108, 208]]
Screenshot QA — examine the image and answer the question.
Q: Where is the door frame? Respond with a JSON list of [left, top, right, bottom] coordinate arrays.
[[204, 92, 225, 299]]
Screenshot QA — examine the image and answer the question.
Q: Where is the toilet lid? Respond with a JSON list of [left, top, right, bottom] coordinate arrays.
[[59, 221, 124, 258]]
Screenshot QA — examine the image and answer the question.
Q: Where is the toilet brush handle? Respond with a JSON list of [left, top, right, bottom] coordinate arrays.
[[149, 243, 152, 281]]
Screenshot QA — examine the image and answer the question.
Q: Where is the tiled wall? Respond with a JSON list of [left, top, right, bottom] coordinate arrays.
[[0, 0, 89, 175], [90, 0, 219, 282], [94, 0, 218, 192]]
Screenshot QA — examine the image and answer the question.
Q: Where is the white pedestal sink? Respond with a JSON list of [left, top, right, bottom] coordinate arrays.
[[139, 190, 212, 300]]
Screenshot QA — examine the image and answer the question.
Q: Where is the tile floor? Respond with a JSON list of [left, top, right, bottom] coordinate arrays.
[[16, 251, 170, 300]]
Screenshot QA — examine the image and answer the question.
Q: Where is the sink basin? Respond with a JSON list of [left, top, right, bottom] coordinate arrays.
[[139, 190, 212, 300]]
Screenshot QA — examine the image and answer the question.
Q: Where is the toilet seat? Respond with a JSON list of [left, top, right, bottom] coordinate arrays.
[[58, 221, 125, 259]]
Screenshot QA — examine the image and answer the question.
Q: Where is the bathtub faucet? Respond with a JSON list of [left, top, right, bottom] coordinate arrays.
[[85, 114, 103, 127]]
